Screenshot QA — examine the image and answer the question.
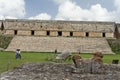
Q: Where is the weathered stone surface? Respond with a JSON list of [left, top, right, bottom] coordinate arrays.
[[4, 20, 115, 33], [6, 36, 114, 54], [0, 48, 4, 51], [0, 62, 120, 80], [56, 50, 71, 60]]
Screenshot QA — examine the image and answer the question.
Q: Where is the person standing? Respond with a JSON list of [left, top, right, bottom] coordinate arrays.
[[18, 49, 21, 59], [54, 49, 57, 57], [15, 49, 21, 59]]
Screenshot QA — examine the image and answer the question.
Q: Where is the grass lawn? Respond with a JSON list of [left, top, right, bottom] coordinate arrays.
[[0, 51, 120, 74]]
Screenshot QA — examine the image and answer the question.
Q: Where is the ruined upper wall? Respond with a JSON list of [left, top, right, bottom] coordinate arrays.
[[116, 24, 120, 33], [0, 20, 2, 30], [4, 19, 115, 33]]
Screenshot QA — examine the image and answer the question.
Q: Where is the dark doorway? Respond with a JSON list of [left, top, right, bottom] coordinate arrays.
[[14, 30, 18, 35], [46, 31, 50, 36], [70, 32, 73, 36], [86, 32, 89, 37], [1, 22, 4, 30], [58, 31, 62, 36], [102, 32, 106, 37], [31, 30, 34, 35]]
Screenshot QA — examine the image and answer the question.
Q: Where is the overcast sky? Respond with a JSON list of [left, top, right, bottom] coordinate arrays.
[[0, 0, 120, 22]]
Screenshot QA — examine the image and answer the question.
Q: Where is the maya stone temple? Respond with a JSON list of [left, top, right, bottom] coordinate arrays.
[[0, 19, 120, 53]]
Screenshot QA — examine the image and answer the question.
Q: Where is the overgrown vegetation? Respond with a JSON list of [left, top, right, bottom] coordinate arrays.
[[107, 39, 120, 54], [0, 35, 13, 49], [0, 51, 120, 74]]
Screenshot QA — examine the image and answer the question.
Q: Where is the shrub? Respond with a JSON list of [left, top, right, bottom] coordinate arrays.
[[0, 35, 13, 49], [107, 39, 120, 54]]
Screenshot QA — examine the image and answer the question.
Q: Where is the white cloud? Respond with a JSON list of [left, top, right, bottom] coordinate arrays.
[[0, 0, 25, 20], [114, 0, 120, 9], [113, 0, 120, 22], [5, 16, 17, 19], [89, 4, 114, 21], [54, 0, 114, 21], [29, 13, 51, 20], [53, 0, 70, 4]]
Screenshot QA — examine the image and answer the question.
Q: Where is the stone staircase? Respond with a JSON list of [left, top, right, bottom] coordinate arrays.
[[6, 36, 114, 54]]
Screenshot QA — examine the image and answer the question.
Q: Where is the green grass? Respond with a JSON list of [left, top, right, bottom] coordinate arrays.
[[0, 51, 120, 74], [0, 51, 54, 74]]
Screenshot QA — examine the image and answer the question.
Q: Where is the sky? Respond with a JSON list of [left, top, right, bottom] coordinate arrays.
[[0, 0, 120, 22]]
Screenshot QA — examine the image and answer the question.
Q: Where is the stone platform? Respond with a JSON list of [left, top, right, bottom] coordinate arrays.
[[6, 36, 114, 54]]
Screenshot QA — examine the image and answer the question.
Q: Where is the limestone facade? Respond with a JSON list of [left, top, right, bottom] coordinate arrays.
[[0, 19, 120, 38]]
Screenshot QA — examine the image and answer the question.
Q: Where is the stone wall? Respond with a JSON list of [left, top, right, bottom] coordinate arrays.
[[106, 32, 114, 38], [4, 29, 114, 38], [17, 30, 30, 36], [0, 20, 2, 34], [73, 31, 85, 37], [1, 62, 120, 80], [3, 19, 115, 38], [50, 31, 58, 36], [4, 30, 14, 35], [62, 32, 70, 37], [35, 30, 46, 36]]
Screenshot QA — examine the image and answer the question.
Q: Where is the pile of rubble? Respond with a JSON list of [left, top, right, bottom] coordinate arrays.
[[0, 62, 120, 80]]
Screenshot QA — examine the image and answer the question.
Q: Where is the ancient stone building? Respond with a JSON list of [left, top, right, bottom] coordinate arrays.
[[0, 19, 119, 38], [0, 19, 120, 53]]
